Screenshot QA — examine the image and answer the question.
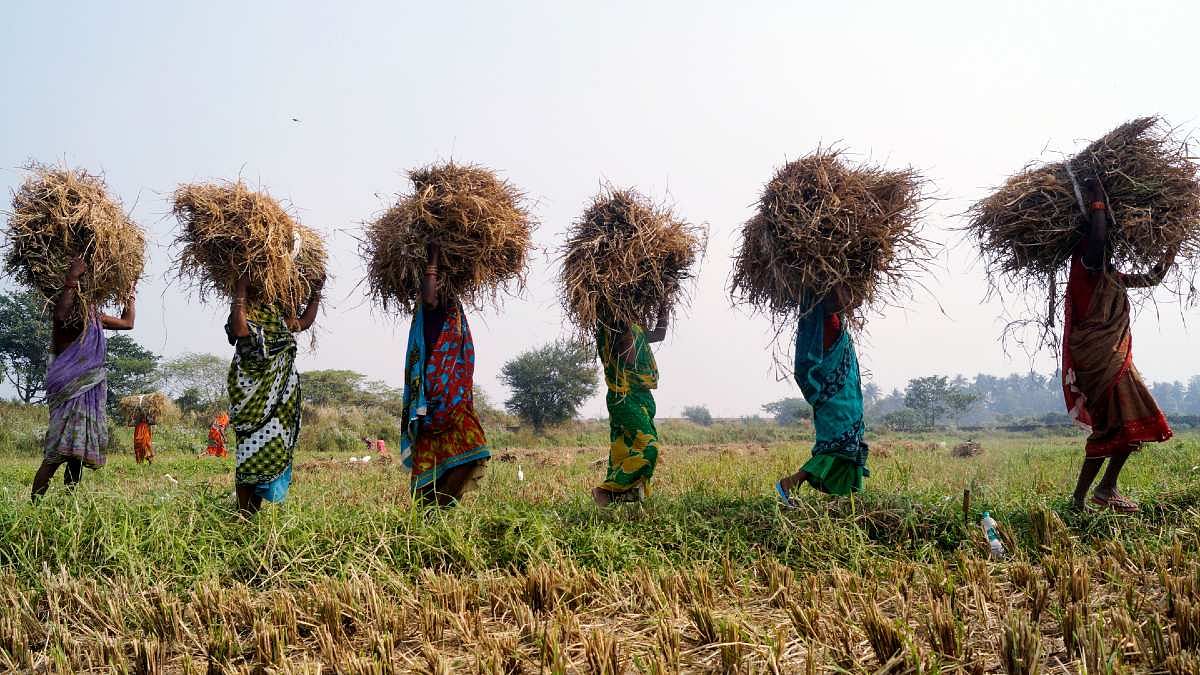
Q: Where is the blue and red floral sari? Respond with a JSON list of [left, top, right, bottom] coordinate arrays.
[[400, 302, 490, 492]]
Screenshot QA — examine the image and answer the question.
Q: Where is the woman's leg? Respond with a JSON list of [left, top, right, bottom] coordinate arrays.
[[1093, 447, 1135, 503], [778, 469, 811, 495], [236, 484, 263, 517], [1072, 457, 1105, 509], [63, 459, 83, 488], [30, 459, 64, 501]]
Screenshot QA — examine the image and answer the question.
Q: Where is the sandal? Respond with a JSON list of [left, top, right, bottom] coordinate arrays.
[[775, 481, 796, 510], [1091, 492, 1139, 513]]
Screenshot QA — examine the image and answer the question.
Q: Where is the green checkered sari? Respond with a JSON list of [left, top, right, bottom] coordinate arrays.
[[227, 305, 301, 491]]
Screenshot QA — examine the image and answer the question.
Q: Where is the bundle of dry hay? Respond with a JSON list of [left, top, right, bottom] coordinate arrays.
[[966, 116, 1200, 297], [171, 181, 327, 310], [3, 162, 145, 310], [362, 161, 533, 313], [558, 187, 705, 333], [730, 149, 930, 322], [951, 440, 983, 458], [118, 392, 176, 425]]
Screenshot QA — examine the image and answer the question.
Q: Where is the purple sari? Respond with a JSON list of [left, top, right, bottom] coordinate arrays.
[[43, 312, 109, 468]]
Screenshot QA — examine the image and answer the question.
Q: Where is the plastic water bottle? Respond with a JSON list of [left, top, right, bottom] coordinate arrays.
[[981, 511, 1006, 559]]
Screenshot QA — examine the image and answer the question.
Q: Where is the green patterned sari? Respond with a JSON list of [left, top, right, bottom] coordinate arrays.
[[227, 305, 301, 502], [597, 325, 660, 496]]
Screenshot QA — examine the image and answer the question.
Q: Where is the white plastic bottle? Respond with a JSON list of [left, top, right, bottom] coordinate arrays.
[[981, 511, 1006, 559]]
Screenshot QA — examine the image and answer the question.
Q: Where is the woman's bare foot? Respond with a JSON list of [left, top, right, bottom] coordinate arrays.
[[1091, 488, 1139, 513], [591, 487, 613, 507]]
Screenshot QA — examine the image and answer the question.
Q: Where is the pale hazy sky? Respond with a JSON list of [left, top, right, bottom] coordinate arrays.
[[2, 1, 1198, 417]]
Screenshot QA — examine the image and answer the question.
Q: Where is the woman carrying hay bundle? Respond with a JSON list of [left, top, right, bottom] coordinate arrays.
[[1062, 179, 1174, 513], [30, 258, 136, 499], [729, 151, 929, 505], [227, 271, 324, 516], [558, 188, 704, 507], [774, 284, 870, 503], [172, 181, 329, 516], [398, 245, 490, 507], [591, 301, 672, 507], [966, 118, 1198, 512], [364, 162, 534, 506]]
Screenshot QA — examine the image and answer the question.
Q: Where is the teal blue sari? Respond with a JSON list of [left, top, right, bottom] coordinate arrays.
[[794, 304, 870, 494]]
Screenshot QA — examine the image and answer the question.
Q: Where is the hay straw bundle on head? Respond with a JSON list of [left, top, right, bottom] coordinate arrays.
[[171, 181, 327, 310], [362, 161, 533, 314], [730, 149, 930, 322], [118, 392, 176, 425], [966, 116, 1200, 292], [4, 162, 145, 311], [558, 187, 706, 334]]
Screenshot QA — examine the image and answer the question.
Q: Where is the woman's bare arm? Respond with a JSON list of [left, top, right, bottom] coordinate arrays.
[[1123, 245, 1177, 289], [228, 273, 251, 339], [646, 300, 670, 344], [53, 257, 86, 322], [421, 244, 440, 309], [101, 297, 136, 330], [294, 276, 325, 332], [1081, 179, 1108, 272]]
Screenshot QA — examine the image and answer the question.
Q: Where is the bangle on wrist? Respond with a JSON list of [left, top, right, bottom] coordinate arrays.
[[1090, 200, 1106, 211]]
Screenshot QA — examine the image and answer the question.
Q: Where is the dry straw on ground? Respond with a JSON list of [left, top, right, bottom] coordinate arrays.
[[362, 161, 533, 314], [117, 392, 176, 426], [558, 187, 705, 334], [171, 181, 327, 311], [730, 149, 930, 323], [952, 440, 983, 458], [3, 162, 145, 311], [966, 116, 1200, 299]]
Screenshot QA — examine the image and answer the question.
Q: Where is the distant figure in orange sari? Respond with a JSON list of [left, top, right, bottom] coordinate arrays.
[[205, 412, 230, 458], [1063, 179, 1174, 513], [133, 414, 154, 464]]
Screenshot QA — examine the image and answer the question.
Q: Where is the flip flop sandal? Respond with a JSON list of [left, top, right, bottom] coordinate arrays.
[[1091, 494, 1139, 513], [775, 481, 796, 510]]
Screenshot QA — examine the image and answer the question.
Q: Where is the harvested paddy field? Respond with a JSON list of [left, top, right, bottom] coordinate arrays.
[[1, 419, 1198, 673]]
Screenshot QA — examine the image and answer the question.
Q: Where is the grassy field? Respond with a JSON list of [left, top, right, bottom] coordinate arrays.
[[0, 404, 1198, 673]]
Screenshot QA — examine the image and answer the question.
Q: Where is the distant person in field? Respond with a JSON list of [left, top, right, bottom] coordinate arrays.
[[399, 244, 490, 506], [205, 411, 230, 458], [362, 436, 392, 460], [227, 270, 324, 516], [775, 284, 869, 506], [132, 410, 154, 465], [31, 257, 136, 500], [591, 300, 670, 507], [1063, 179, 1174, 513]]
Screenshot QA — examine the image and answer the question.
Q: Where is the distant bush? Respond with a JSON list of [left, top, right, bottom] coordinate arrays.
[[762, 398, 811, 425], [880, 408, 923, 432], [682, 405, 713, 427]]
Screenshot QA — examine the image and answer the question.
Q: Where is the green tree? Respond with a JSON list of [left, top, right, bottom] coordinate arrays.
[[159, 352, 228, 410], [904, 375, 979, 429], [682, 405, 714, 426], [904, 376, 948, 429], [499, 340, 598, 431], [105, 334, 160, 410], [299, 369, 370, 407], [0, 288, 51, 403], [762, 397, 811, 425]]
